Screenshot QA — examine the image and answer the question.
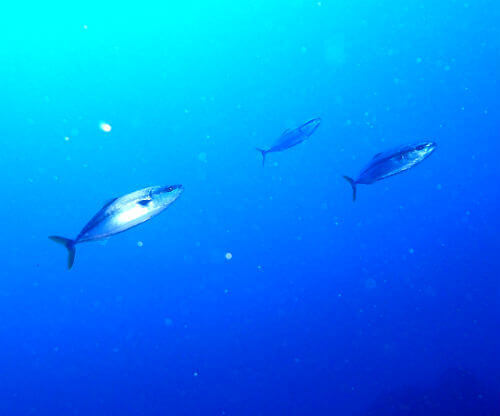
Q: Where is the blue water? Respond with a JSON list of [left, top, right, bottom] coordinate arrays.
[[1, 1, 499, 414]]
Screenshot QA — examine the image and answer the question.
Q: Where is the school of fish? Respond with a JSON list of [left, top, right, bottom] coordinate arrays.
[[50, 117, 436, 269]]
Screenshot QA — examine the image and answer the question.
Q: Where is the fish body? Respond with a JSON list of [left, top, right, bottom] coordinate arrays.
[[257, 118, 321, 165], [343, 141, 436, 201], [49, 184, 183, 269]]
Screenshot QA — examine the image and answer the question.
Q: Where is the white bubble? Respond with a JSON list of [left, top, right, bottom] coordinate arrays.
[[137, 241, 143, 247], [225, 252, 232, 260], [64, 136, 70, 142], [99, 122, 112, 132]]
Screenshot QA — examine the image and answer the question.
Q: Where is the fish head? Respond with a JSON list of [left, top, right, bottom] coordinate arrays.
[[151, 184, 184, 207], [409, 141, 437, 161], [300, 117, 321, 136]]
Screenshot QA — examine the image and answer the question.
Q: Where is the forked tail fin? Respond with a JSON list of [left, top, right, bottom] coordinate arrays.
[[49, 236, 76, 269], [342, 176, 357, 201], [256, 148, 268, 166]]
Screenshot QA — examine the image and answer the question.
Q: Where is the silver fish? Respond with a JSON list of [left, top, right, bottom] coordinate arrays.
[[49, 184, 183, 269], [256, 118, 321, 166], [343, 141, 437, 201]]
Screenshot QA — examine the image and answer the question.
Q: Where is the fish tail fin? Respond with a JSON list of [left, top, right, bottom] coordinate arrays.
[[256, 148, 267, 166], [342, 176, 357, 201], [49, 236, 76, 269]]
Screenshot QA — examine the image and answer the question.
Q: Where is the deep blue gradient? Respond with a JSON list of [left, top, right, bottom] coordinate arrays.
[[1, 1, 499, 414]]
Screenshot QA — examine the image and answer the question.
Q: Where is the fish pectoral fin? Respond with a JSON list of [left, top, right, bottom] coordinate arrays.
[[137, 198, 152, 206]]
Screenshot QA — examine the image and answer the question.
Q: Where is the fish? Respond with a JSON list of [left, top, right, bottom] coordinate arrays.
[[256, 117, 321, 166], [49, 184, 183, 269], [342, 141, 437, 201]]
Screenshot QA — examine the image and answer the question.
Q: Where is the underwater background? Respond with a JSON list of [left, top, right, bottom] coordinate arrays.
[[1, 0, 499, 414]]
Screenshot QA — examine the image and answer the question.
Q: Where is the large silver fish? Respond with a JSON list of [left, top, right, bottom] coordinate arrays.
[[49, 184, 183, 269], [256, 118, 321, 166], [343, 141, 437, 201]]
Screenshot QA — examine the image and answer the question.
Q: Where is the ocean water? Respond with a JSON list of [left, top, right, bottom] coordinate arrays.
[[1, 1, 499, 414]]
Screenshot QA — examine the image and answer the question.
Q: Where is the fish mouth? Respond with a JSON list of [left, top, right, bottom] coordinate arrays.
[[306, 117, 321, 128], [426, 142, 437, 154], [415, 141, 437, 153]]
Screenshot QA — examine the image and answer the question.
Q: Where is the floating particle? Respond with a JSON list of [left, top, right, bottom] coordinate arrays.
[[409, 248, 415, 254], [64, 136, 70, 142], [416, 57, 422, 64], [137, 241, 143, 247], [99, 122, 112, 132], [164, 318, 173, 326], [365, 278, 377, 289], [198, 152, 207, 163], [193, 371, 199, 377], [83, 24, 88, 30], [325, 36, 346, 65], [225, 252, 233, 260], [436, 184, 442, 190]]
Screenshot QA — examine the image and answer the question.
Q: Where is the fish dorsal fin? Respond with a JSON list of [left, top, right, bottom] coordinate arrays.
[[137, 198, 152, 206], [102, 197, 118, 209]]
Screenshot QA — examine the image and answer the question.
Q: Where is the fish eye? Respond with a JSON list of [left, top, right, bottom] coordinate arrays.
[[166, 186, 174, 192], [416, 144, 427, 151]]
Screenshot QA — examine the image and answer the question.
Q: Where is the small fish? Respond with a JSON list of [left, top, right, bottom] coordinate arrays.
[[49, 184, 183, 269], [343, 141, 437, 201], [256, 117, 321, 166]]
